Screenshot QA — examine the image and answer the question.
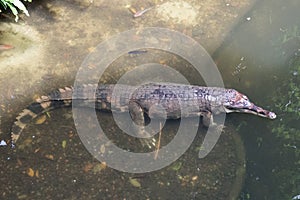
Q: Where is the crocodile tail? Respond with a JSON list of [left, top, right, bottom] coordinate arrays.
[[11, 87, 73, 145]]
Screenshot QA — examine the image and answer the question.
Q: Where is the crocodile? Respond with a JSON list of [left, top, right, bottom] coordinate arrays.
[[11, 82, 276, 145]]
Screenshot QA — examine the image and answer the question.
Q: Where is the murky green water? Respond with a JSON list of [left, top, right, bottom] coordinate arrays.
[[215, 0, 300, 199]]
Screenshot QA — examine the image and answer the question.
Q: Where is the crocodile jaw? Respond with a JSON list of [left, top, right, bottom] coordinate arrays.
[[224, 104, 276, 119]]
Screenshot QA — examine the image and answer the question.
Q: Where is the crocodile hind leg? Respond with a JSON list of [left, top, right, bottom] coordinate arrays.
[[202, 111, 215, 127], [128, 101, 155, 148]]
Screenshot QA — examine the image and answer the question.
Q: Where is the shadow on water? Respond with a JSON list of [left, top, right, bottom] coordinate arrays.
[[214, 0, 300, 199]]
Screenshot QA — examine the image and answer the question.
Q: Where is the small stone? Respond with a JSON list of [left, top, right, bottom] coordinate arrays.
[[293, 71, 298, 76], [0, 140, 7, 146]]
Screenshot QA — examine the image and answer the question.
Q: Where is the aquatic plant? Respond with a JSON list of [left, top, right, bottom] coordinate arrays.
[[272, 53, 300, 199], [271, 25, 300, 62], [280, 25, 300, 44], [0, 0, 30, 22]]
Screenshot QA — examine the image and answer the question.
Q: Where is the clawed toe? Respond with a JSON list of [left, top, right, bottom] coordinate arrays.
[[139, 137, 156, 149]]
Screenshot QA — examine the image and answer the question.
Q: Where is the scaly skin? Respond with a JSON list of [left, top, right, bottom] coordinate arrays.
[[11, 83, 276, 144]]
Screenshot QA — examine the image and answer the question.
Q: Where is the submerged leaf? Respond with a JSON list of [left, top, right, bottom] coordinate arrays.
[[129, 177, 141, 188], [92, 162, 107, 173], [83, 162, 93, 172], [27, 168, 34, 177], [35, 114, 47, 124], [171, 162, 182, 171], [45, 154, 54, 160], [62, 140, 67, 149]]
